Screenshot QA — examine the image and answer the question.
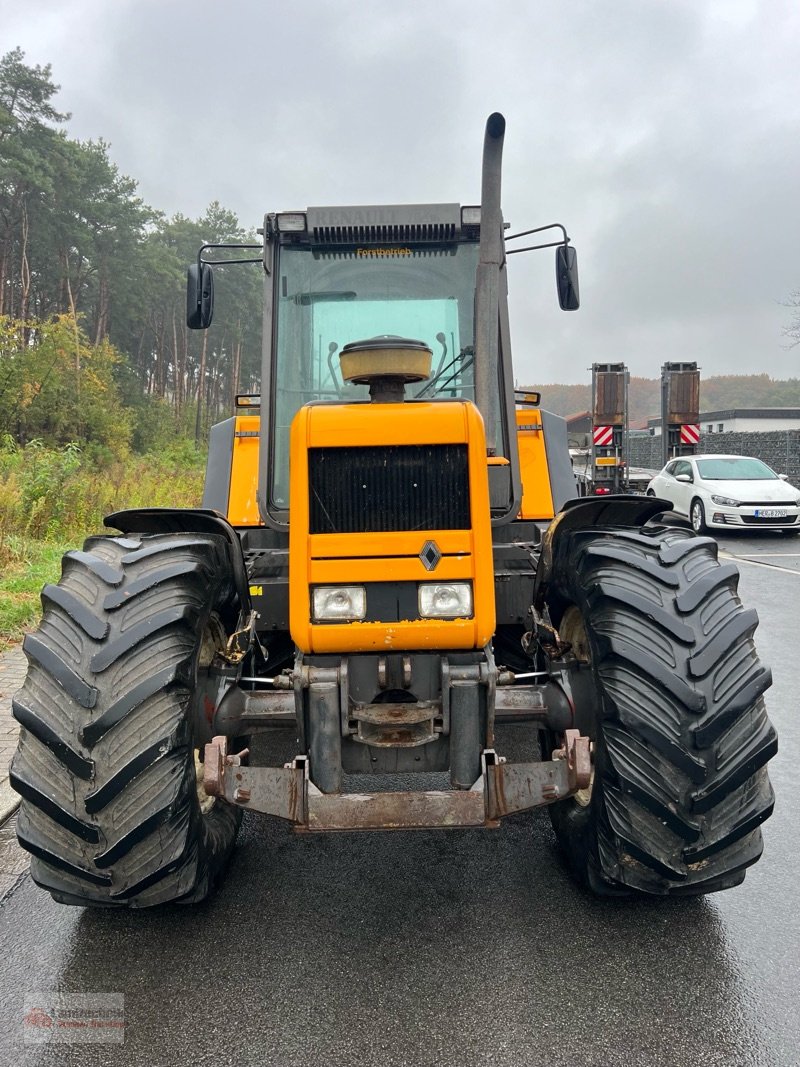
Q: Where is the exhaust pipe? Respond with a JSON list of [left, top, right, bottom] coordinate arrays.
[[474, 112, 506, 452]]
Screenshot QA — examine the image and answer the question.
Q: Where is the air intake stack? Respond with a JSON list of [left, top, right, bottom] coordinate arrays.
[[339, 336, 432, 403]]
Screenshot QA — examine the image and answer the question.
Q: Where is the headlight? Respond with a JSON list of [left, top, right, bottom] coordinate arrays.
[[418, 582, 473, 619], [312, 586, 366, 621], [711, 495, 741, 507]]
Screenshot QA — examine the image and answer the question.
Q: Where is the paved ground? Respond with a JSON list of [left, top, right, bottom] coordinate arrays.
[[0, 533, 797, 1065], [0, 643, 23, 821], [717, 532, 800, 573], [0, 643, 25, 898]]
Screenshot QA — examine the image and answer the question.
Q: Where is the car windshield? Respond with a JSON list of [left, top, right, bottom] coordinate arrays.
[[271, 242, 482, 508], [696, 457, 778, 481]]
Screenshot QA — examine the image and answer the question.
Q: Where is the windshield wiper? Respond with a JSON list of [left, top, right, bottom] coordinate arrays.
[[415, 345, 474, 398]]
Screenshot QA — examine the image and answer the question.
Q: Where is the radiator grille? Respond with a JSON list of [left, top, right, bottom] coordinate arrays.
[[309, 445, 470, 534], [740, 500, 795, 507]]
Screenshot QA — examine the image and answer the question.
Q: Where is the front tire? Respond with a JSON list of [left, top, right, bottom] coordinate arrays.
[[545, 524, 777, 896], [11, 533, 243, 907], [690, 497, 707, 533]]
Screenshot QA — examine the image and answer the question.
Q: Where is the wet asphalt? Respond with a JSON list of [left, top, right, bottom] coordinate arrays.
[[0, 531, 798, 1067]]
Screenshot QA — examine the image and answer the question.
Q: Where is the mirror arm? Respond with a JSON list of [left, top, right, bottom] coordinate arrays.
[[198, 242, 264, 268], [202, 257, 263, 265], [505, 222, 569, 242], [505, 223, 572, 257], [506, 239, 568, 256]]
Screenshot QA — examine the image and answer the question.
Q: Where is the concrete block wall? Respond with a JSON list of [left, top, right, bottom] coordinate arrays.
[[628, 430, 800, 487]]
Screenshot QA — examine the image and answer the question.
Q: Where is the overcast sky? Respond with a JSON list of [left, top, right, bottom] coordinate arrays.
[[4, 0, 800, 385]]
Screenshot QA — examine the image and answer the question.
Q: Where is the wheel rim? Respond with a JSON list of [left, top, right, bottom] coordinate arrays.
[[558, 606, 595, 807], [194, 614, 229, 816], [692, 502, 703, 531], [198, 614, 227, 669]]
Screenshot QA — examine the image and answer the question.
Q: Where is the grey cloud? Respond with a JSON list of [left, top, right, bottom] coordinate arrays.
[[5, 0, 799, 383]]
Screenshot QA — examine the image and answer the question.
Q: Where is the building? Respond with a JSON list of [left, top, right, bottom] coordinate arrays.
[[565, 410, 592, 436], [646, 408, 800, 436]]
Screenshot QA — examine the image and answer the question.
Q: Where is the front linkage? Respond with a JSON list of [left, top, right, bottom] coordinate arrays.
[[203, 730, 591, 831]]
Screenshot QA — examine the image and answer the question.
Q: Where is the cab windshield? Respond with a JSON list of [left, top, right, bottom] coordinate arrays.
[[271, 242, 481, 508]]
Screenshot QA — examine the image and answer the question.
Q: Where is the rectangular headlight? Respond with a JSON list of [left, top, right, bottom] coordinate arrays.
[[277, 212, 307, 232], [418, 582, 473, 619], [312, 585, 366, 622]]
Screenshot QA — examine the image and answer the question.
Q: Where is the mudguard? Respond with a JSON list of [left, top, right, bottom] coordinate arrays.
[[532, 495, 673, 611], [105, 507, 251, 611]]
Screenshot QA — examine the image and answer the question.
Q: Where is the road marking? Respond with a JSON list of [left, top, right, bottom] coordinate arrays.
[[719, 552, 800, 576], [725, 552, 800, 557]]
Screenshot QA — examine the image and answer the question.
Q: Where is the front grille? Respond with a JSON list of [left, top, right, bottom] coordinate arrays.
[[309, 445, 470, 533]]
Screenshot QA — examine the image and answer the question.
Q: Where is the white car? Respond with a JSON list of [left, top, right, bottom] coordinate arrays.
[[646, 454, 800, 534]]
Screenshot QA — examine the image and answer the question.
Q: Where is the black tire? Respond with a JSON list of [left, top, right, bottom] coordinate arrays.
[[10, 533, 243, 907], [544, 524, 777, 897], [690, 497, 707, 534]]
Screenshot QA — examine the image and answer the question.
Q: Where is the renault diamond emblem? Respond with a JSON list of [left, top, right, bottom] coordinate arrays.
[[420, 540, 441, 571]]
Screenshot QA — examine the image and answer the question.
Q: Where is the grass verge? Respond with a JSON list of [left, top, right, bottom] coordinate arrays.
[[0, 441, 206, 649], [0, 537, 73, 650]]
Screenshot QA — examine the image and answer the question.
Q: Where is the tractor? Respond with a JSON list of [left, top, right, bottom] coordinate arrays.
[[10, 114, 776, 906]]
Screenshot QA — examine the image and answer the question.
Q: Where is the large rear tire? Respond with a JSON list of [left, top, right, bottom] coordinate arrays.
[[544, 524, 777, 896], [11, 533, 243, 907]]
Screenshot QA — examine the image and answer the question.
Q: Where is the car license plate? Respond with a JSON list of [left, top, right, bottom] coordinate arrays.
[[755, 509, 787, 518]]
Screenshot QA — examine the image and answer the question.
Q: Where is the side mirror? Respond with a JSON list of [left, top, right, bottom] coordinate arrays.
[[675, 473, 693, 484], [187, 262, 214, 329], [778, 473, 788, 481], [556, 244, 579, 310]]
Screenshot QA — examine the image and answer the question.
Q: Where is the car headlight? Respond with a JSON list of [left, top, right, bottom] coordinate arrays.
[[312, 586, 366, 621], [418, 582, 473, 619], [711, 495, 741, 507]]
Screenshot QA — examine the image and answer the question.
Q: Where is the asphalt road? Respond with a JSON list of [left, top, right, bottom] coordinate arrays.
[[0, 530, 798, 1067]]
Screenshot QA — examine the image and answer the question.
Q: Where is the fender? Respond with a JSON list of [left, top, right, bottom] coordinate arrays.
[[532, 494, 673, 611], [105, 508, 251, 611]]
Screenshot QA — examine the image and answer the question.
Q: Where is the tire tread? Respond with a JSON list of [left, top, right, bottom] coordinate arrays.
[[548, 523, 777, 896], [10, 533, 242, 908]]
